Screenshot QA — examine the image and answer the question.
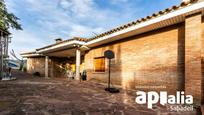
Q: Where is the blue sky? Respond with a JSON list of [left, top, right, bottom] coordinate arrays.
[[5, 0, 180, 58]]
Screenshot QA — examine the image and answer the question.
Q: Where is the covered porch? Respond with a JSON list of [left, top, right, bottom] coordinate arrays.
[[36, 38, 89, 79]]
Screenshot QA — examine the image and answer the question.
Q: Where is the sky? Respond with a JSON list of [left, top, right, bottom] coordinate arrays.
[[5, 0, 181, 58]]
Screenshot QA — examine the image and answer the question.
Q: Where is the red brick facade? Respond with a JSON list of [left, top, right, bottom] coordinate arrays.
[[27, 56, 78, 78], [25, 12, 204, 106], [185, 13, 204, 104], [84, 15, 204, 105], [27, 57, 45, 76], [85, 23, 184, 90]]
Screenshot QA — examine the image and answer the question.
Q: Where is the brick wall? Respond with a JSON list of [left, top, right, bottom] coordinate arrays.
[[48, 57, 76, 78], [85, 15, 204, 104], [27, 56, 82, 78], [85, 23, 185, 94], [185, 13, 204, 105], [27, 57, 45, 76], [201, 17, 204, 105]]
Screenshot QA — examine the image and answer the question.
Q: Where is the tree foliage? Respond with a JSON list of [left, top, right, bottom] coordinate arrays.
[[0, 0, 22, 30]]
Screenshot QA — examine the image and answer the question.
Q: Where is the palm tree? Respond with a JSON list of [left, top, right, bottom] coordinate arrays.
[[0, 0, 22, 30]]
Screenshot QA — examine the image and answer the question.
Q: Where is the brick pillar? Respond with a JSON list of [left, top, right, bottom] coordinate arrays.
[[185, 13, 203, 105], [45, 56, 49, 78], [76, 49, 81, 80]]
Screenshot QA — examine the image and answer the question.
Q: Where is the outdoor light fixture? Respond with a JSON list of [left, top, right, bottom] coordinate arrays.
[[79, 45, 90, 51]]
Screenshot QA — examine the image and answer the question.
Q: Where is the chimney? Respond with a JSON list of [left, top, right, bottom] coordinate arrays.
[[55, 38, 62, 43]]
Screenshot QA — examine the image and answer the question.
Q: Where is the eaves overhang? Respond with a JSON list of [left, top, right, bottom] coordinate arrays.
[[20, 51, 43, 58], [85, 1, 204, 47], [36, 40, 85, 54]]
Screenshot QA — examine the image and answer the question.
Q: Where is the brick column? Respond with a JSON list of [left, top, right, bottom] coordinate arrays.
[[45, 56, 49, 78], [75, 49, 81, 80], [185, 13, 203, 105]]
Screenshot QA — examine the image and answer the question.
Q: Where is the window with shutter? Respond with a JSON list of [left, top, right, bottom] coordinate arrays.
[[94, 57, 105, 72]]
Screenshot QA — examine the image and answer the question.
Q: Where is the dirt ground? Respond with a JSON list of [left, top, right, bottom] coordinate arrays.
[[0, 71, 200, 115]]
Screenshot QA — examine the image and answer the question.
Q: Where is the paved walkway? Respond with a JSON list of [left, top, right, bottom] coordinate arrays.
[[0, 71, 200, 115]]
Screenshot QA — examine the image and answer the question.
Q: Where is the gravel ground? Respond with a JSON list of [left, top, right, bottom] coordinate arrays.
[[0, 71, 200, 115]]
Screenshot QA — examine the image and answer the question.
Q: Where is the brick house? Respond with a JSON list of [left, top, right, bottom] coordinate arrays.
[[21, 0, 204, 105]]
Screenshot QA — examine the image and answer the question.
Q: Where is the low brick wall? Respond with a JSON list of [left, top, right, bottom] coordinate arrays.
[[27, 57, 45, 76], [26, 56, 82, 78]]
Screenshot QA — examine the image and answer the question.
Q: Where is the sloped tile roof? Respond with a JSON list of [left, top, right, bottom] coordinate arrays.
[[36, 37, 87, 51], [33, 0, 201, 53], [87, 0, 199, 41], [21, 51, 36, 55]]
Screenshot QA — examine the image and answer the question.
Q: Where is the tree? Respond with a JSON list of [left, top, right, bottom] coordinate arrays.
[[0, 0, 22, 30]]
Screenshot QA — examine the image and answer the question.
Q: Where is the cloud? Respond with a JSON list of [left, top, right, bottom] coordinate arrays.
[[8, 30, 47, 58], [4, 0, 180, 58], [3, 0, 146, 58], [59, 0, 72, 10], [58, 0, 94, 17], [111, 0, 129, 4], [69, 24, 105, 37], [9, 0, 137, 39]]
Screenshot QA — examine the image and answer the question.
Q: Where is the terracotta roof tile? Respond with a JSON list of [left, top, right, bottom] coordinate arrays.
[[146, 16, 151, 19], [36, 37, 87, 51], [165, 8, 171, 13], [152, 13, 158, 17]]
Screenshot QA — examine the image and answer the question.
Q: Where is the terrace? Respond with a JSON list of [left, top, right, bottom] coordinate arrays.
[[0, 70, 199, 115]]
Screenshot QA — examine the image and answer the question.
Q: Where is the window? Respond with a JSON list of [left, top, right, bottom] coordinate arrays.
[[94, 57, 105, 72]]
